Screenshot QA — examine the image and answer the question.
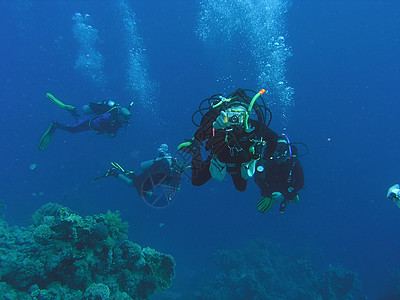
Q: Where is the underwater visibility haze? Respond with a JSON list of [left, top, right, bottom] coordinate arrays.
[[1, 0, 400, 299]]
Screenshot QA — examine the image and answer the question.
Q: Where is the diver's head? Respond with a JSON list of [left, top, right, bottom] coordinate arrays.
[[273, 138, 291, 163], [225, 104, 247, 127], [158, 144, 169, 157], [118, 107, 131, 123]]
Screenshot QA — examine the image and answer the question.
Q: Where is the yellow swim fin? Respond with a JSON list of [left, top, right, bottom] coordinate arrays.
[[111, 161, 125, 173], [37, 122, 57, 151], [46, 93, 76, 112]]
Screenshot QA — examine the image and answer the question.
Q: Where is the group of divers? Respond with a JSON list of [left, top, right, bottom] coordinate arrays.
[[38, 88, 310, 212], [37, 88, 400, 210]]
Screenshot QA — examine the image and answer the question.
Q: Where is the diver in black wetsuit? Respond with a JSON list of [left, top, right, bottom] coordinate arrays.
[[255, 134, 305, 213], [178, 88, 278, 192]]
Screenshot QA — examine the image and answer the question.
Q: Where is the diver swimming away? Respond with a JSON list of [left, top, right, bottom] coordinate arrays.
[[37, 93, 133, 151], [92, 144, 187, 207]]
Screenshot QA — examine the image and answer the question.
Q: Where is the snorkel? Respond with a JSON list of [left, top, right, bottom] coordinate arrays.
[[244, 89, 266, 132], [281, 133, 293, 159], [274, 133, 293, 161]]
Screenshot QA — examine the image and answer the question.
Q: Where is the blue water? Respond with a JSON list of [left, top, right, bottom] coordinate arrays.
[[1, 0, 400, 298]]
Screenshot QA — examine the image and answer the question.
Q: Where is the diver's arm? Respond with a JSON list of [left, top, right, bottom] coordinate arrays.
[[254, 160, 272, 197], [194, 109, 219, 141], [262, 126, 279, 158], [284, 160, 304, 200], [293, 160, 304, 193]]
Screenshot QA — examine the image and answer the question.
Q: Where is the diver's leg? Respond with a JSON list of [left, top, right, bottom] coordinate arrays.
[[231, 173, 248, 192], [191, 151, 212, 186], [117, 173, 135, 186], [53, 120, 90, 133]]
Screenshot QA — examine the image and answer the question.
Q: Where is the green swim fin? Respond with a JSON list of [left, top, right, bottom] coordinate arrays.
[[37, 121, 57, 151], [46, 93, 76, 112], [257, 196, 274, 214], [91, 162, 134, 183], [177, 138, 202, 154]]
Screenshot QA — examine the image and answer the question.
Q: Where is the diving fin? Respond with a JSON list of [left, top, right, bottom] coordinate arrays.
[[46, 93, 77, 112], [257, 196, 274, 214], [177, 138, 202, 154], [91, 162, 133, 183], [110, 161, 126, 173], [37, 121, 57, 151], [288, 194, 300, 203], [91, 166, 118, 183]]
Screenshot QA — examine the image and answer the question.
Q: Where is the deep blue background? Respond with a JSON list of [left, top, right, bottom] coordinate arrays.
[[1, 1, 399, 298]]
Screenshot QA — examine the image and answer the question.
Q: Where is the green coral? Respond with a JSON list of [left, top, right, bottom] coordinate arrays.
[[83, 283, 110, 300], [99, 210, 128, 239], [31, 202, 64, 226], [142, 247, 176, 290], [33, 224, 53, 245]]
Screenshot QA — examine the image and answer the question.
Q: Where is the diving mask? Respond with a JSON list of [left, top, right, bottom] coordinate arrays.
[[276, 143, 289, 157], [274, 135, 293, 160]]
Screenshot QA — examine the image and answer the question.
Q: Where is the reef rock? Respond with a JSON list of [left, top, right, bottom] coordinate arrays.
[[191, 239, 362, 300], [0, 203, 175, 299]]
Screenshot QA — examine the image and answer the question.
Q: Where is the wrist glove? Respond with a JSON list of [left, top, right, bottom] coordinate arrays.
[[213, 111, 228, 130], [271, 192, 284, 203], [388, 184, 400, 208], [387, 184, 400, 201]]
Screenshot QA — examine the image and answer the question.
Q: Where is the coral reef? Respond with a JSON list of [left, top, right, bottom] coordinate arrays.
[[190, 239, 363, 300], [0, 203, 175, 299], [380, 270, 400, 299]]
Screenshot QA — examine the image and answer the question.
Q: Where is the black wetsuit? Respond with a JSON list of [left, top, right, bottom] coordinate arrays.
[[254, 156, 304, 201], [191, 108, 278, 192]]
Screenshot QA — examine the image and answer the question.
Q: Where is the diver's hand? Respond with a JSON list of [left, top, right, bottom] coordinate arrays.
[[272, 192, 284, 203], [213, 111, 228, 130], [388, 184, 400, 201]]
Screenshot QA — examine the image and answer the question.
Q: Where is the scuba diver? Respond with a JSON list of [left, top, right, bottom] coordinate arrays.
[[37, 93, 133, 151], [254, 134, 305, 213], [387, 184, 400, 208], [178, 88, 278, 192], [92, 144, 187, 207]]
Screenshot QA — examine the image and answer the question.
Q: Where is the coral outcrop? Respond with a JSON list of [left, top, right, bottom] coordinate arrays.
[[191, 239, 362, 300], [0, 203, 175, 299]]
